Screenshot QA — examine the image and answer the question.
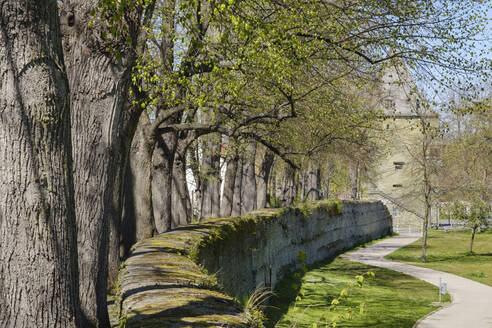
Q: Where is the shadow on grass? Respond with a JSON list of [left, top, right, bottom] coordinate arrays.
[[264, 257, 336, 328], [265, 257, 440, 328], [264, 235, 398, 327]]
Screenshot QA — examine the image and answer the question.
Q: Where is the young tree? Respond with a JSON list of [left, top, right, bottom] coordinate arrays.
[[445, 200, 491, 253], [417, 113, 441, 262], [0, 0, 79, 326]]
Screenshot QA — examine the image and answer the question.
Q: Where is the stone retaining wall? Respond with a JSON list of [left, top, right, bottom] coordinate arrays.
[[116, 200, 392, 327]]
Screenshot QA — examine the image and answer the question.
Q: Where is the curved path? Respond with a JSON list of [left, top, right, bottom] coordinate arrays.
[[342, 233, 492, 328]]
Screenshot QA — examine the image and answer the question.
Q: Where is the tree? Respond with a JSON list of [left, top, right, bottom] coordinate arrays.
[[440, 97, 491, 253], [0, 0, 79, 326], [417, 114, 440, 261], [60, 1, 155, 326], [441, 101, 491, 204], [257, 148, 276, 208], [444, 200, 491, 253], [121, 113, 156, 258]]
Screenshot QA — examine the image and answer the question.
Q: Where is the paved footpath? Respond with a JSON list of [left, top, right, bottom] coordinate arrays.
[[342, 233, 492, 328]]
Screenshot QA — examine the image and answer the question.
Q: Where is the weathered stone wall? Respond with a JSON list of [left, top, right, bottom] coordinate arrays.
[[196, 200, 392, 300], [116, 200, 392, 327]]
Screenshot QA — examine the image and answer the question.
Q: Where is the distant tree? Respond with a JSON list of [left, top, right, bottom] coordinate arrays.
[[440, 96, 491, 253], [444, 199, 491, 253], [441, 100, 491, 204], [417, 113, 441, 262]]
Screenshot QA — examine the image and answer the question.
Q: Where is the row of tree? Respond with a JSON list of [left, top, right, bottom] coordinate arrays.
[[0, 0, 489, 327]]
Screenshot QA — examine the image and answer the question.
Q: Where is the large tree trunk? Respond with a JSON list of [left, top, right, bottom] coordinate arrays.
[[221, 154, 239, 217], [232, 159, 244, 216], [350, 160, 360, 200], [107, 101, 143, 293], [269, 167, 278, 207], [121, 114, 155, 258], [188, 144, 202, 220], [274, 168, 283, 206], [152, 133, 178, 232], [200, 134, 221, 219], [60, 2, 144, 326], [0, 1, 79, 326], [241, 142, 257, 213], [306, 162, 321, 201], [280, 165, 296, 207], [257, 150, 275, 209], [172, 140, 192, 225], [322, 163, 332, 199]]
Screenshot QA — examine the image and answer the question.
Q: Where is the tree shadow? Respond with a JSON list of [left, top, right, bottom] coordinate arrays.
[[124, 295, 244, 327]]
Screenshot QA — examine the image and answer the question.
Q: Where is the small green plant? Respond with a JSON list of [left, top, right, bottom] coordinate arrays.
[[270, 195, 281, 208], [296, 251, 309, 275], [318, 199, 343, 216], [288, 271, 375, 328], [117, 313, 127, 328], [196, 266, 222, 291], [187, 235, 203, 262], [240, 286, 275, 328], [467, 271, 487, 279]]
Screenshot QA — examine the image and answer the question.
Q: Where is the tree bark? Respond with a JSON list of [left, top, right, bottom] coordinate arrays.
[[121, 114, 155, 258], [322, 163, 332, 199], [200, 134, 221, 219], [256, 151, 275, 209], [60, 2, 145, 326], [188, 143, 202, 220], [232, 159, 244, 216], [152, 133, 178, 232], [221, 154, 239, 217], [422, 203, 431, 261], [350, 160, 360, 200], [280, 165, 296, 207], [172, 140, 192, 225], [0, 1, 79, 326], [470, 226, 476, 253], [306, 161, 321, 201], [269, 167, 278, 207], [241, 142, 257, 213]]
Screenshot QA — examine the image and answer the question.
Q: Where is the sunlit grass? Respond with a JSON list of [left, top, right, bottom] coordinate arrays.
[[266, 258, 445, 328], [386, 229, 492, 287]]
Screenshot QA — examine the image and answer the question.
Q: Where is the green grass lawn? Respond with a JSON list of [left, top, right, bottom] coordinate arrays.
[[386, 229, 492, 287], [266, 257, 446, 328]]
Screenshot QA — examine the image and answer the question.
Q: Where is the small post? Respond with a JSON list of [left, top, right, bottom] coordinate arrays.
[[439, 277, 442, 303]]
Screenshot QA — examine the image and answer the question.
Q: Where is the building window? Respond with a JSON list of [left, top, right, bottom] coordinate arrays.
[[392, 184, 403, 188], [393, 206, 398, 217], [386, 124, 390, 130], [384, 99, 396, 110], [393, 162, 405, 170], [416, 98, 421, 109]]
